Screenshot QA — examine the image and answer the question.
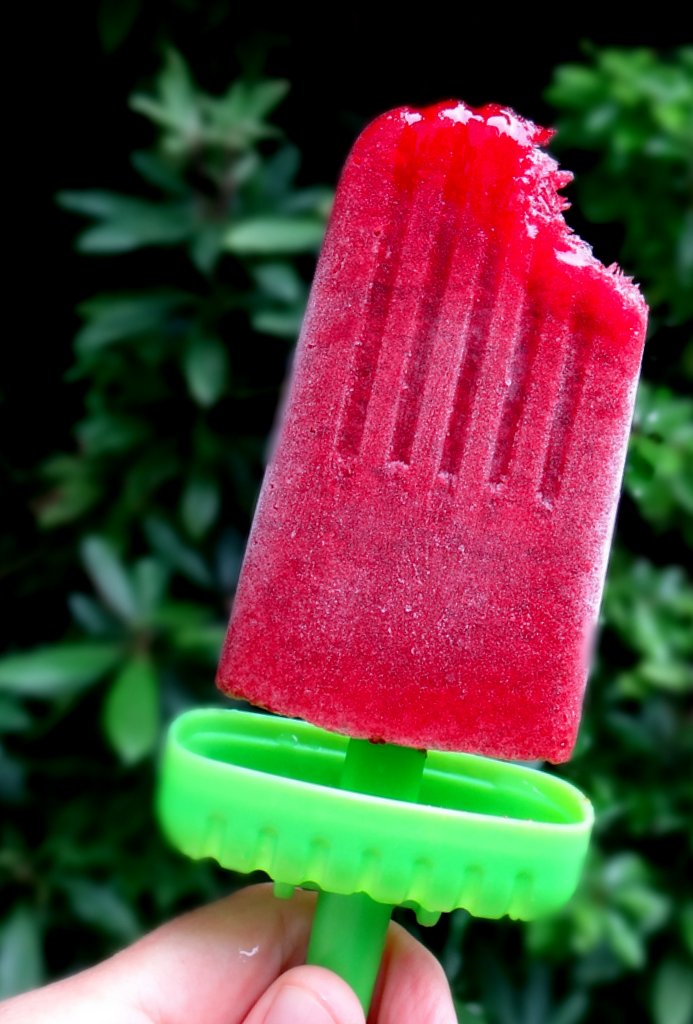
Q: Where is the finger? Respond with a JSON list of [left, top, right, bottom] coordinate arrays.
[[368, 921, 457, 1024], [5, 884, 320, 1024], [104, 883, 319, 1024], [241, 965, 364, 1024]]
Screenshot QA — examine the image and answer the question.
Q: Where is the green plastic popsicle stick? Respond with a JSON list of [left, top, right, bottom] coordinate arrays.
[[158, 708, 593, 1013], [307, 891, 392, 1009], [306, 739, 426, 1007]]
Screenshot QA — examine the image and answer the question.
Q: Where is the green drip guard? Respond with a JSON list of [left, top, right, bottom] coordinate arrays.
[[158, 708, 593, 1009]]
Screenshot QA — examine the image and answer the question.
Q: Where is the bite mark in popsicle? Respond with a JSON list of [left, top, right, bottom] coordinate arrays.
[[216, 100, 647, 763]]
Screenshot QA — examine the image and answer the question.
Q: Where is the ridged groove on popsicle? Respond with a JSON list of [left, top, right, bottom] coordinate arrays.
[[539, 303, 592, 506], [336, 127, 419, 460], [438, 244, 503, 479], [487, 276, 578, 499], [488, 291, 544, 485], [388, 132, 470, 466]]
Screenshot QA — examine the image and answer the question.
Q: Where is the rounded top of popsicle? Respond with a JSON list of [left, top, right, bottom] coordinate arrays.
[[429, 100, 555, 148], [363, 99, 647, 321]]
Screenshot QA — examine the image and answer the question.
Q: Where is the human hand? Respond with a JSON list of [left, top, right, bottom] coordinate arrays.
[[3, 883, 456, 1023]]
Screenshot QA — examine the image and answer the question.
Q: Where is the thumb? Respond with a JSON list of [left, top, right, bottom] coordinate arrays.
[[243, 965, 365, 1024]]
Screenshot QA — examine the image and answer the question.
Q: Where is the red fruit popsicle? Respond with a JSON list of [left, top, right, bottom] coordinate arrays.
[[217, 101, 647, 763]]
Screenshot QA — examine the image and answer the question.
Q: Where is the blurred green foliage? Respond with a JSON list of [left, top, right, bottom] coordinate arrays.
[[1, 43, 691, 1024], [1, 48, 331, 996], [546, 47, 693, 325]]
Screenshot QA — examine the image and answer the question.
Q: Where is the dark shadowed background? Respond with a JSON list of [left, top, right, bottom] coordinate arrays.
[[2, 5, 691, 1022]]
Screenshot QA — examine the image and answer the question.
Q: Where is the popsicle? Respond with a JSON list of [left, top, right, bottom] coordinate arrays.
[[217, 100, 647, 763], [159, 99, 646, 1013]]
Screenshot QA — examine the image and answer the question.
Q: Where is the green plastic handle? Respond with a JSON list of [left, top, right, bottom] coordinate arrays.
[[157, 708, 594, 1012], [307, 891, 393, 1010], [305, 739, 426, 1007]]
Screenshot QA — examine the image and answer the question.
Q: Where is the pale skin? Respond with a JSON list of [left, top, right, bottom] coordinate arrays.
[[2, 884, 457, 1024]]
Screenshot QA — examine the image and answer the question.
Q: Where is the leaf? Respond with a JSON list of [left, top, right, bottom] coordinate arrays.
[[455, 1001, 488, 1023], [546, 63, 601, 109], [68, 593, 119, 637], [181, 475, 221, 538], [144, 517, 213, 587], [0, 644, 121, 698], [682, 903, 693, 957], [652, 959, 693, 1024], [625, 382, 693, 533], [172, 623, 226, 661], [189, 223, 225, 275], [547, 47, 693, 323], [282, 185, 334, 217], [57, 189, 133, 218], [520, 964, 551, 1024], [252, 261, 304, 304], [131, 150, 187, 196], [603, 909, 644, 969], [130, 49, 200, 138], [615, 884, 670, 933], [76, 413, 148, 457], [0, 742, 26, 802], [35, 455, 101, 527], [251, 308, 303, 339], [131, 558, 169, 621], [261, 145, 301, 201], [224, 216, 325, 255], [153, 601, 209, 632], [548, 992, 589, 1024], [75, 292, 191, 352], [183, 332, 229, 407], [0, 695, 32, 734], [157, 48, 198, 125], [82, 536, 139, 624], [79, 204, 193, 253], [0, 905, 44, 998], [103, 657, 159, 764], [58, 191, 194, 253], [210, 79, 289, 146], [62, 878, 140, 941], [480, 959, 516, 1024], [224, 78, 289, 123]]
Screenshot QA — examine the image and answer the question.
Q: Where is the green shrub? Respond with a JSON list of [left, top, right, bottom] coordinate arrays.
[[1, 44, 691, 1024], [0, 49, 331, 995], [447, 47, 693, 1024]]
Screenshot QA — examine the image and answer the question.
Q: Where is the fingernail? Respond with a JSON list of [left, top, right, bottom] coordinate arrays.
[[264, 983, 338, 1024]]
